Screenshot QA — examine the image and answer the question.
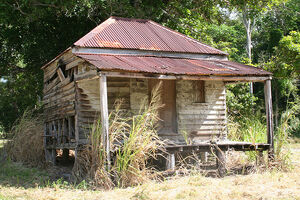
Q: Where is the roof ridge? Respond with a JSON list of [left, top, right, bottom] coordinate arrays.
[[73, 16, 228, 56], [110, 16, 150, 23]]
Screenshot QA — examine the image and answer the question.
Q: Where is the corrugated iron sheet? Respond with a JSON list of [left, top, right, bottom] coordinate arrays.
[[75, 53, 272, 76], [74, 17, 226, 55]]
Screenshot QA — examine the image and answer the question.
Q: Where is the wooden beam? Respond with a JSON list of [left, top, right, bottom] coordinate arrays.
[[100, 71, 271, 82], [65, 58, 84, 70], [63, 118, 67, 144], [75, 114, 79, 144], [57, 120, 61, 145], [68, 117, 71, 142], [99, 75, 111, 170], [166, 153, 175, 170], [264, 79, 274, 159], [57, 67, 65, 82], [216, 149, 227, 177], [72, 47, 228, 60]]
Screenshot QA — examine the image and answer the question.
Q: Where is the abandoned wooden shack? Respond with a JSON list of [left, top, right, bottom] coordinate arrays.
[[42, 16, 273, 174]]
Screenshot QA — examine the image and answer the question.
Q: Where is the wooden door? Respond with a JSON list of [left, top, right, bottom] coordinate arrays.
[[148, 79, 177, 134]]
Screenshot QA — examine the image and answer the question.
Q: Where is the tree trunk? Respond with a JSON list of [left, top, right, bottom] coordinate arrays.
[[242, 5, 254, 96]]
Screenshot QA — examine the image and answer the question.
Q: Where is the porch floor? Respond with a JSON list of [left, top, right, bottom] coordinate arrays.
[[165, 140, 270, 153]]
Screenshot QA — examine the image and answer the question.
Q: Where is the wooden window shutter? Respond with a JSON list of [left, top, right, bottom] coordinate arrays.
[[194, 80, 205, 103]]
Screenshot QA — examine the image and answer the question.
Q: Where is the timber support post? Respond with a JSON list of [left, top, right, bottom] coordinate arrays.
[[264, 78, 274, 160], [166, 153, 175, 170], [216, 148, 226, 177], [99, 74, 111, 170]]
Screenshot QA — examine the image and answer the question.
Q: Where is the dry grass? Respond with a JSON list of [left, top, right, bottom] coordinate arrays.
[[73, 84, 165, 188], [0, 144, 300, 200], [5, 110, 44, 166]]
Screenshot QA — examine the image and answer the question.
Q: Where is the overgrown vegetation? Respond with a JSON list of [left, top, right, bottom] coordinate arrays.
[[73, 85, 165, 188], [0, 147, 300, 199], [0, 0, 299, 136], [4, 110, 44, 167]]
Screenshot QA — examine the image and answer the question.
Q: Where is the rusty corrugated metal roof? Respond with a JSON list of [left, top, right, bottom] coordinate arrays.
[[75, 53, 272, 76], [74, 17, 227, 55]]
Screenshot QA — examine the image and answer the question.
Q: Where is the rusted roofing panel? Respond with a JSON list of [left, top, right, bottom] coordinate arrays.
[[74, 17, 226, 55], [75, 53, 271, 76]]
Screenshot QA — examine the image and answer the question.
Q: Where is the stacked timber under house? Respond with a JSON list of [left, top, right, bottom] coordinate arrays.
[[42, 17, 274, 175]]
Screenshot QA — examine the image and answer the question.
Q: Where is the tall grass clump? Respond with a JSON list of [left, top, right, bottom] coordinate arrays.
[[73, 84, 165, 188], [273, 102, 300, 170], [228, 114, 267, 144], [5, 109, 44, 166], [228, 100, 299, 169]]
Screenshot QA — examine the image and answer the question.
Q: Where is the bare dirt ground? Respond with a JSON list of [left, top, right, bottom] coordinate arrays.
[[0, 143, 300, 200]]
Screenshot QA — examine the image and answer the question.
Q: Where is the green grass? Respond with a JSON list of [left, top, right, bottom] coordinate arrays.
[[0, 194, 14, 200], [0, 160, 89, 190], [0, 144, 299, 200], [0, 161, 49, 188]]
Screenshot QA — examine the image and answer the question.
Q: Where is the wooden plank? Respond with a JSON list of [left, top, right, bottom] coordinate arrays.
[[54, 121, 58, 140], [43, 52, 75, 83], [101, 71, 271, 82], [66, 58, 83, 70], [194, 80, 205, 103], [178, 125, 225, 130], [74, 70, 98, 81], [264, 79, 274, 158], [99, 75, 111, 170], [44, 106, 75, 119], [75, 114, 79, 144], [44, 63, 59, 82], [57, 67, 65, 82], [43, 83, 75, 101], [43, 77, 59, 94], [216, 148, 227, 177], [166, 153, 175, 170], [46, 77, 71, 93], [178, 115, 226, 120], [178, 110, 226, 115], [44, 95, 75, 109], [63, 118, 67, 143], [58, 120, 61, 144], [44, 110, 75, 122], [178, 120, 225, 125], [68, 117, 72, 141], [43, 90, 75, 105], [180, 130, 225, 135]]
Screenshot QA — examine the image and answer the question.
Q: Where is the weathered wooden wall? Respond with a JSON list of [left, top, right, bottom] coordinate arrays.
[[44, 55, 227, 148], [176, 80, 227, 142], [43, 50, 77, 122], [75, 75, 132, 141], [130, 78, 148, 114], [74, 75, 227, 144], [43, 50, 85, 149]]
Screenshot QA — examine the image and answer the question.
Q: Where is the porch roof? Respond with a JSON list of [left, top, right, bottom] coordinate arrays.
[[75, 53, 272, 77]]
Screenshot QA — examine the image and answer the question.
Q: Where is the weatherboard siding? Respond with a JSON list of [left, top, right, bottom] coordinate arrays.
[[74, 75, 227, 143], [176, 80, 227, 142]]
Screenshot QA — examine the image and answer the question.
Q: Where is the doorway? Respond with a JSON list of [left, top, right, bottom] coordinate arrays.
[[148, 79, 177, 134]]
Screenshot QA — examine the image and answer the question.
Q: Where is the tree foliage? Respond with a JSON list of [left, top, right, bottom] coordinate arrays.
[[0, 0, 299, 136]]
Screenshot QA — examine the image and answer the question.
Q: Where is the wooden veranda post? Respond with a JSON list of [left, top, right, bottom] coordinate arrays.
[[99, 74, 111, 170], [264, 78, 274, 159]]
